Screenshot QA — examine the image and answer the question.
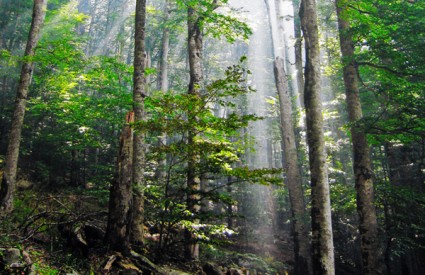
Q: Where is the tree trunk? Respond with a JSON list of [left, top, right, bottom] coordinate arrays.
[[299, 0, 335, 273], [157, 0, 170, 93], [293, 0, 304, 108], [274, 57, 312, 275], [0, 0, 47, 215], [130, 0, 146, 246], [185, 3, 203, 261], [335, 1, 385, 274], [155, 0, 170, 183], [106, 111, 134, 255]]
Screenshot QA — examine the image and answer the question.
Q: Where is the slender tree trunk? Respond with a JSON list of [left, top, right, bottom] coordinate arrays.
[[274, 57, 312, 275], [300, 0, 335, 273], [106, 111, 134, 255], [0, 76, 8, 151], [267, 1, 312, 272], [0, 0, 47, 215], [157, 0, 170, 93], [155, 0, 170, 183], [130, 0, 146, 246], [335, 1, 385, 274], [185, 3, 203, 261], [84, 0, 99, 56], [293, 0, 304, 108]]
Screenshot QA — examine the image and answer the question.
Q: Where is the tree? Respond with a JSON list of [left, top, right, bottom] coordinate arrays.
[[300, 0, 335, 273], [130, 0, 147, 246], [267, 0, 311, 271], [155, 0, 171, 183], [157, 0, 170, 94], [274, 57, 312, 275], [335, 1, 385, 274], [106, 111, 134, 255], [292, 0, 304, 107], [0, 0, 47, 215], [185, 0, 204, 261]]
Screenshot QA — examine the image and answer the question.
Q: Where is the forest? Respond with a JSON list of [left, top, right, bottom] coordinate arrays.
[[0, 0, 424, 274]]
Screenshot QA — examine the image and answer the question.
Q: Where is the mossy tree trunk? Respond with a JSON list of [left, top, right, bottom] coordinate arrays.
[[300, 0, 335, 273]]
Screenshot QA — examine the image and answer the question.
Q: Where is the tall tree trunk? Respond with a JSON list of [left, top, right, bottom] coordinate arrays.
[[0, 0, 47, 215], [157, 0, 170, 93], [293, 0, 304, 108], [84, 0, 99, 56], [130, 0, 146, 246], [155, 0, 170, 183], [267, 1, 312, 272], [106, 111, 134, 255], [274, 57, 312, 275], [300, 0, 335, 274], [335, 1, 385, 274], [185, 3, 203, 261]]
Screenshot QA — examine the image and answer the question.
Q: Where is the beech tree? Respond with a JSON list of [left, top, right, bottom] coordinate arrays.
[[181, 0, 251, 260], [292, 0, 304, 107], [130, 0, 147, 246], [0, 0, 47, 215], [266, 0, 312, 272], [274, 57, 312, 275], [335, 1, 385, 273], [0, 0, 423, 273], [300, 0, 335, 273], [185, 0, 204, 260]]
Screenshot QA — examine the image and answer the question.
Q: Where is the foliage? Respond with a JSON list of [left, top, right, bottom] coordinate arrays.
[[175, 0, 252, 42], [337, 1, 425, 270], [23, 4, 132, 187], [0, 0, 423, 272], [139, 59, 281, 257], [376, 181, 425, 258], [342, 0, 425, 143]]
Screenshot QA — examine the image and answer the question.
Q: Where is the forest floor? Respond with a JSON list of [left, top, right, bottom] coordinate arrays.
[[0, 187, 293, 274]]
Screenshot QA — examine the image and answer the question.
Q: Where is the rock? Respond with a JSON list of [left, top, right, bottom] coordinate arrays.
[[0, 248, 26, 273], [16, 179, 34, 190], [2, 248, 21, 263], [130, 250, 166, 274], [203, 262, 221, 275]]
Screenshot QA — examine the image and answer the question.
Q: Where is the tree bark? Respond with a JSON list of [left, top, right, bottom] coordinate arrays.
[[130, 0, 146, 246], [293, 0, 304, 108], [157, 0, 170, 93], [155, 0, 170, 183], [106, 111, 134, 255], [335, 1, 384, 274], [299, 0, 335, 273], [274, 57, 312, 275], [0, 0, 47, 215], [185, 3, 203, 261]]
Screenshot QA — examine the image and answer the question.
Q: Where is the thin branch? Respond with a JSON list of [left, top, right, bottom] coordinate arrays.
[[357, 61, 425, 79]]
